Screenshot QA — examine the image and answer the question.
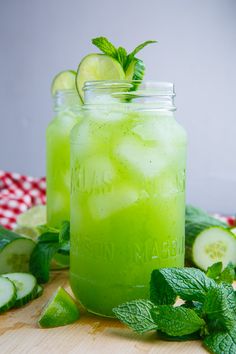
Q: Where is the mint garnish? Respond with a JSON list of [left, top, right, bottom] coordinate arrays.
[[92, 36, 157, 73], [113, 265, 236, 354], [29, 221, 70, 283]]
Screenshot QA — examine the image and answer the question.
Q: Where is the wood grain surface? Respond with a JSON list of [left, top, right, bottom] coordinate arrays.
[[0, 270, 208, 354]]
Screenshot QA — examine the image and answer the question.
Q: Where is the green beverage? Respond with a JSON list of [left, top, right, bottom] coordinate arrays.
[[70, 82, 187, 317], [46, 89, 82, 227]]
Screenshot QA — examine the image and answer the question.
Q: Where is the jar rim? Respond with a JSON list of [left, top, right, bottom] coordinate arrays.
[[83, 81, 175, 97]]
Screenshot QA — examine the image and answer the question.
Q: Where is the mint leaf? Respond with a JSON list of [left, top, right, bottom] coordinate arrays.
[[117, 47, 127, 68], [219, 263, 235, 284], [157, 330, 201, 341], [150, 269, 176, 305], [59, 220, 70, 243], [203, 284, 236, 331], [92, 37, 117, 58], [113, 300, 157, 333], [206, 262, 235, 284], [29, 222, 70, 283], [38, 232, 59, 243], [155, 268, 216, 302], [206, 262, 223, 280], [29, 241, 60, 283], [91, 37, 157, 75], [204, 327, 236, 354], [125, 40, 157, 70], [151, 305, 205, 336], [36, 224, 59, 235]]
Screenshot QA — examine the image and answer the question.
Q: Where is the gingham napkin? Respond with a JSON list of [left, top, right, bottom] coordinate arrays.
[[0, 170, 235, 230], [0, 171, 46, 229]]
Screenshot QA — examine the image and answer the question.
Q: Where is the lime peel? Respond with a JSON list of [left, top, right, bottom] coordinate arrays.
[[38, 287, 80, 328]]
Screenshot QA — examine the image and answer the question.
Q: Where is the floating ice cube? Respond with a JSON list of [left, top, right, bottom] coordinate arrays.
[[132, 113, 186, 147], [88, 185, 138, 220], [115, 136, 167, 179], [78, 155, 116, 192]]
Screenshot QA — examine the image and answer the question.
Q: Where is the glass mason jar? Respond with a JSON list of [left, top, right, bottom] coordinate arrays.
[[46, 90, 82, 228], [70, 81, 187, 317]]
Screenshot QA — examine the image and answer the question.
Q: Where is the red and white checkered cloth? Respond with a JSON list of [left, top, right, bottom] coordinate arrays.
[[0, 171, 46, 229], [0, 170, 235, 230]]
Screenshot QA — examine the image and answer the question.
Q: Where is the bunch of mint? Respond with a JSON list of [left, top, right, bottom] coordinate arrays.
[[113, 263, 236, 354], [92, 37, 157, 73], [29, 221, 70, 283]]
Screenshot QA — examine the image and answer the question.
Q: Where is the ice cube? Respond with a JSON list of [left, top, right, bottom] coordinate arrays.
[[88, 185, 138, 220], [78, 155, 116, 192], [131, 112, 186, 148], [115, 136, 167, 179]]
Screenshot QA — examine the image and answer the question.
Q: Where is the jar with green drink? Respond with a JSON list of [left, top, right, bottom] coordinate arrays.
[[70, 81, 187, 317]]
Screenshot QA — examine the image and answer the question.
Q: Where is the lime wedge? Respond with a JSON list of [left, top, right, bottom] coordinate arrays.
[[38, 287, 80, 328], [76, 54, 125, 101], [15, 205, 46, 240], [17, 205, 46, 230], [51, 70, 77, 96]]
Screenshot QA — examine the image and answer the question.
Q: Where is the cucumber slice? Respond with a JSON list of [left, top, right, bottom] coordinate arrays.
[[51, 70, 77, 96], [76, 54, 125, 101], [2, 273, 37, 307], [38, 287, 80, 328], [125, 58, 145, 82], [0, 276, 17, 313], [0, 226, 36, 274], [192, 227, 236, 271]]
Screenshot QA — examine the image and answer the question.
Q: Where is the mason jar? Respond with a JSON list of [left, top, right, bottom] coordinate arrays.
[[70, 81, 187, 317], [46, 89, 82, 228]]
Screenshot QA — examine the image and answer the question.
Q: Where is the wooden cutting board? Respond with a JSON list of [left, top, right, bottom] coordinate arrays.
[[0, 270, 208, 354]]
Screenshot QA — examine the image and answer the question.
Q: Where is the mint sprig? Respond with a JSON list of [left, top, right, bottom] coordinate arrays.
[[113, 265, 236, 354], [206, 262, 235, 284], [92, 37, 157, 72], [29, 221, 70, 283]]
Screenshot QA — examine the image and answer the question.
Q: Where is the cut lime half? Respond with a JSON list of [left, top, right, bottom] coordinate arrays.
[[17, 205, 46, 229], [51, 70, 77, 96], [76, 54, 125, 101], [38, 287, 80, 328]]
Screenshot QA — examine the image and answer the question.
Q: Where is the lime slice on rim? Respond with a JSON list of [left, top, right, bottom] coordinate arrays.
[[51, 70, 77, 96], [38, 287, 80, 328], [76, 54, 125, 101]]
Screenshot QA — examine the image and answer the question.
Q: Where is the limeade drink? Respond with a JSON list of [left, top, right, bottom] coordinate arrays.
[[47, 90, 81, 227], [70, 82, 187, 317]]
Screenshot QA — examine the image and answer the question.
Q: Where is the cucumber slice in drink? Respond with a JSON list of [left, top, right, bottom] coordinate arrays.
[[125, 58, 145, 82], [76, 54, 125, 101], [38, 287, 80, 328], [0, 226, 36, 274], [0, 276, 17, 313], [192, 227, 236, 271], [2, 273, 38, 307], [51, 70, 77, 96]]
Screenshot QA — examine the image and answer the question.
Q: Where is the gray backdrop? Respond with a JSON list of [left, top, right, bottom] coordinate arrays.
[[0, 0, 236, 213]]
